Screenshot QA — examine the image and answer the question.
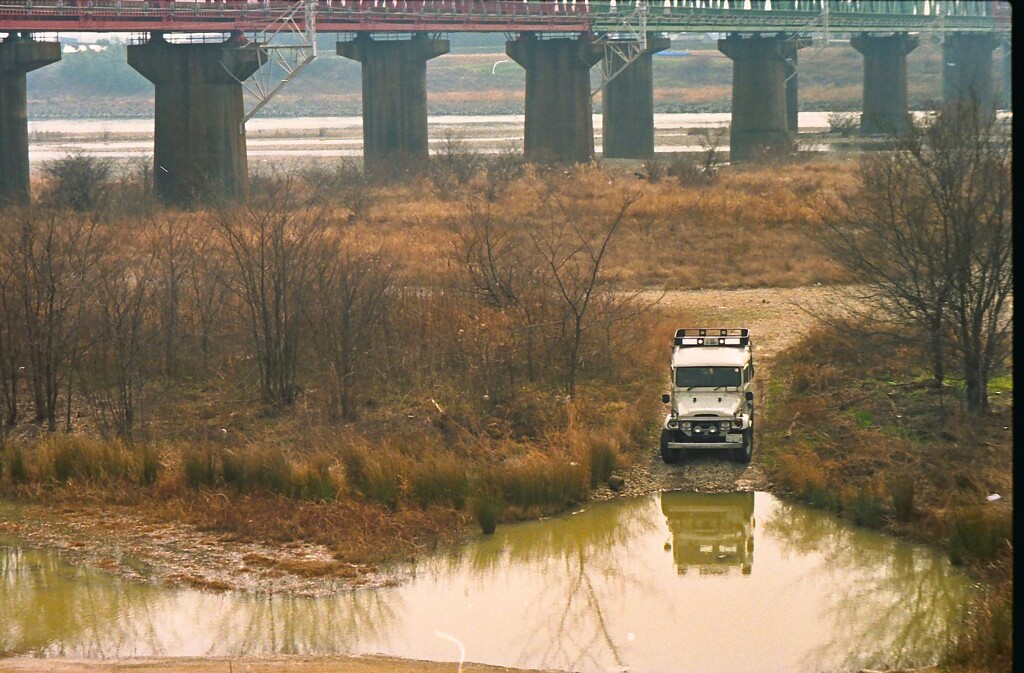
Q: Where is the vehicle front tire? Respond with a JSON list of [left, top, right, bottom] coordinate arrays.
[[733, 428, 753, 464], [660, 429, 683, 464]]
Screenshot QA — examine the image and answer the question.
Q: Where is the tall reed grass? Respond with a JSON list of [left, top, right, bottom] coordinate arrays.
[[0, 436, 161, 488]]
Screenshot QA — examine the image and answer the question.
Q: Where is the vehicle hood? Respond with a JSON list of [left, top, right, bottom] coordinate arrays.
[[675, 392, 743, 418]]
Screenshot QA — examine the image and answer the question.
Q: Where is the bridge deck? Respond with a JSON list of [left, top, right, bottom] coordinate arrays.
[[0, 1, 1009, 35]]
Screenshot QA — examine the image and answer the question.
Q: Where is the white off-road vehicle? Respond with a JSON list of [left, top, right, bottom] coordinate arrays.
[[659, 328, 755, 464]]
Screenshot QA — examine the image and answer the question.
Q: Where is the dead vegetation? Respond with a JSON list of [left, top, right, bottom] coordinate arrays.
[[1, 154, 842, 555]]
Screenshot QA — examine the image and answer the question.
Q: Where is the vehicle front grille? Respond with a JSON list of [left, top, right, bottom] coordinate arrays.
[[686, 421, 727, 441]]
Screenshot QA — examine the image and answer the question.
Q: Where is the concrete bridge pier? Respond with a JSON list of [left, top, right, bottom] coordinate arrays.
[[127, 34, 264, 205], [718, 34, 804, 162], [784, 45, 799, 134], [336, 34, 449, 177], [942, 32, 997, 112], [507, 34, 604, 164], [601, 37, 670, 160], [999, 38, 1011, 109], [851, 33, 918, 135], [0, 35, 60, 205]]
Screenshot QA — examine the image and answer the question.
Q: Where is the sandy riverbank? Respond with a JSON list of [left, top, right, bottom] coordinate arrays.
[[0, 655, 556, 673]]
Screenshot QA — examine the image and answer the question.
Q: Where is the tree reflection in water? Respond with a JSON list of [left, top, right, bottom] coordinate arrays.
[[763, 500, 973, 671], [0, 543, 400, 658], [1, 544, 161, 657], [419, 496, 663, 672], [1, 494, 974, 672]]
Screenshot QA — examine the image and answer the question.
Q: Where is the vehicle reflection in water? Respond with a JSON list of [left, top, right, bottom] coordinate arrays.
[[1, 492, 975, 673], [661, 491, 754, 576]]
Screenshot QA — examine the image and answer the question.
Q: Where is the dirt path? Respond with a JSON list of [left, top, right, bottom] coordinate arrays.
[[598, 285, 841, 499]]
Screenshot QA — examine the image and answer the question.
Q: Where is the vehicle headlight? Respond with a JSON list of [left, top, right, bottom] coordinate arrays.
[[732, 418, 743, 429], [668, 419, 678, 429], [709, 426, 717, 434], [720, 421, 730, 432], [680, 421, 691, 431]]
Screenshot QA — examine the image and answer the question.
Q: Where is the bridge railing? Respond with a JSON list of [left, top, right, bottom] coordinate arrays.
[[0, 0, 1008, 33]]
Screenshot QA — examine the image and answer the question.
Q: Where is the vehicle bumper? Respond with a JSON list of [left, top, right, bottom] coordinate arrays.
[[667, 441, 743, 450]]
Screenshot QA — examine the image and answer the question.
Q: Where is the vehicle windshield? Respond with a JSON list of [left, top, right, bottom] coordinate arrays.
[[675, 366, 742, 389]]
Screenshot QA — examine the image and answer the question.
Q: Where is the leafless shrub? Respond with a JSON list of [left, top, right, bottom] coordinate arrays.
[[82, 252, 153, 438], [822, 97, 1012, 413], [430, 129, 483, 198], [310, 243, 397, 422], [827, 112, 860, 136], [479, 144, 526, 202], [214, 173, 330, 405], [41, 151, 113, 213], [0, 208, 105, 430], [528, 187, 644, 396]]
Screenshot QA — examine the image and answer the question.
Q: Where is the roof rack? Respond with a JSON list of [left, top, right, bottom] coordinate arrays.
[[674, 328, 749, 348]]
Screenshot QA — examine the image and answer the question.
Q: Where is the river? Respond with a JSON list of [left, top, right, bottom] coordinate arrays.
[[26, 112, 847, 165], [1, 491, 973, 672]]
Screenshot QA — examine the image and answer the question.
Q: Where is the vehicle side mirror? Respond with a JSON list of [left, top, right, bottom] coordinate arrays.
[[745, 391, 754, 401], [661, 393, 671, 404]]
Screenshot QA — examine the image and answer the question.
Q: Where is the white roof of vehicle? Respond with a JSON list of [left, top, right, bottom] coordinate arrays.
[[672, 346, 750, 368]]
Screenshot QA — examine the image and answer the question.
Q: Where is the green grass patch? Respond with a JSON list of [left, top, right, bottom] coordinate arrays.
[[852, 410, 873, 428], [586, 436, 619, 489], [846, 488, 885, 528], [470, 488, 504, 534], [988, 374, 1012, 393], [6, 446, 28, 484], [500, 458, 589, 512]]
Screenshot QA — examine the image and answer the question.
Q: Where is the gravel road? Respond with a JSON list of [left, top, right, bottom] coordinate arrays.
[[596, 285, 842, 499]]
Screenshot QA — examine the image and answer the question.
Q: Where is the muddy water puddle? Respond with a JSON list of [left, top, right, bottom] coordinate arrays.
[[1, 492, 972, 672]]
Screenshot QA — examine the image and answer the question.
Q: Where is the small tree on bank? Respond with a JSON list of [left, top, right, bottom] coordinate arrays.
[[823, 98, 1012, 414], [215, 176, 329, 406], [531, 188, 644, 397]]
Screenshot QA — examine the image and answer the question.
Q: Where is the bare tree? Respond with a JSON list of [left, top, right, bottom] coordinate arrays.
[[310, 242, 396, 422], [0, 256, 21, 431], [146, 212, 195, 379], [0, 209, 103, 430], [86, 251, 153, 438], [452, 197, 557, 386], [823, 98, 1012, 413], [822, 147, 953, 386], [529, 189, 644, 397], [215, 176, 329, 405], [185, 223, 231, 374]]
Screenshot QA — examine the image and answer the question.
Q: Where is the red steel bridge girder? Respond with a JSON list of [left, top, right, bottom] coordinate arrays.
[[0, 1, 592, 34], [0, 1, 1009, 35]]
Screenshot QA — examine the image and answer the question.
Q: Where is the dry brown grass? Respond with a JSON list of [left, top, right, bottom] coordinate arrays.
[[763, 325, 1013, 532], [346, 158, 852, 289], [156, 490, 465, 564]]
